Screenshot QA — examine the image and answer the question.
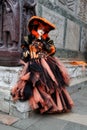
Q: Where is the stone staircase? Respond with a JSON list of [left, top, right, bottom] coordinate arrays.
[[0, 59, 87, 118], [62, 59, 87, 94]]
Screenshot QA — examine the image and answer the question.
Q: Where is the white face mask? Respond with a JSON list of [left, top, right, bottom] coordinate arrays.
[[37, 29, 44, 38]]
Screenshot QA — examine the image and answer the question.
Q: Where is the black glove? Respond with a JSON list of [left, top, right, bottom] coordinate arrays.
[[22, 47, 29, 58], [41, 38, 54, 52]]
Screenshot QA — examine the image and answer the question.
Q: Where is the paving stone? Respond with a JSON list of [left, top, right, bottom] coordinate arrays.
[[0, 113, 19, 125], [12, 113, 43, 129], [71, 87, 87, 115], [26, 116, 67, 130], [0, 124, 19, 130], [0, 124, 20, 130], [62, 122, 87, 130], [10, 101, 31, 113]]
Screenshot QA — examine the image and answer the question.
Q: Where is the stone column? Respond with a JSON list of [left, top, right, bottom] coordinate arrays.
[[0, 0, 37, 66]]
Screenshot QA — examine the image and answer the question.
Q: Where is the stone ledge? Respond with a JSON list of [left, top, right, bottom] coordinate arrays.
[[0, 50, 21, 66], [9, 101, 32, 119]]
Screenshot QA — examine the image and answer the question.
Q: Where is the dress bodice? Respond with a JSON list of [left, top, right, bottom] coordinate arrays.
[[29, 39, 48, 59]]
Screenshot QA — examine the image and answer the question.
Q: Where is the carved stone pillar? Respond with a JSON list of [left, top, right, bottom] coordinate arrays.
[[0, 0, 36, 66], [0, 1, 3, 46]]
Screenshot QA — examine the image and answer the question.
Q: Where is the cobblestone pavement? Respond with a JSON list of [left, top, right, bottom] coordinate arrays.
[[0, 86, 87, 130]]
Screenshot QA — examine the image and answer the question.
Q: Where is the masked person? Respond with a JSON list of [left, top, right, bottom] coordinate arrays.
[[11, 16, 74, 114]]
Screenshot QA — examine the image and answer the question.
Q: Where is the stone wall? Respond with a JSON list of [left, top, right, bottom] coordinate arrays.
[[36, 0, 87, 59]]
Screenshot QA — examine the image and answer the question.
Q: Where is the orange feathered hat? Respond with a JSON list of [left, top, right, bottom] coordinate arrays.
[[28, 16, 56, 33]]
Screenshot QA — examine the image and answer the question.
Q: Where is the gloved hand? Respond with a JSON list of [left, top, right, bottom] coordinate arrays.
[[23, 50, 30, 58], [41, 38, 54, 52], [29, 44, 38, 59]]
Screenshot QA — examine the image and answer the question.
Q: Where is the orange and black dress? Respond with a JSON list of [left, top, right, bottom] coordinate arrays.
[[11, 16, 74, 114]]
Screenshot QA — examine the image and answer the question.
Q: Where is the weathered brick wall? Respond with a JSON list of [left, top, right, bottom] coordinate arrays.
[[36, 0, 87, 59]]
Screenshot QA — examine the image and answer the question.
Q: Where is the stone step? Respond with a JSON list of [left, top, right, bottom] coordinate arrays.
[[70, 76, 87, 86]]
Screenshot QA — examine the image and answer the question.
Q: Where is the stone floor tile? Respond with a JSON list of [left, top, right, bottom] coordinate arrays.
[[55, 113, 87, 126], [0, 124, 20, 130], [26, 116, 67, 130], [0, 113, 19, 125], [62, 122, 87, 130], [12, 113, 43, 129]]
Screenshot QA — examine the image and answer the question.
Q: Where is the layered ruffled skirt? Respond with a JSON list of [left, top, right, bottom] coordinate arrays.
[[11, 56, 74, 113]]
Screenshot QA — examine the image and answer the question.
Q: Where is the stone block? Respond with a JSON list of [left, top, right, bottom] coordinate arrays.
[[10, 101, 32, 119], [10, 105, 30, 119], [0, 88, 10, 100], [0, 66, 32, 117], [56, 0, 76, 13], [80, 27, 87, 52], [10, 101, 31, 113], [77, 0, 87, 23], [67, 66, 87, 78], [0, 66, 22, 89], [0, 99, 9, 113], [0, 87, 11, 113], [65, 19, 80, 51], [42, 6, 65, 48]]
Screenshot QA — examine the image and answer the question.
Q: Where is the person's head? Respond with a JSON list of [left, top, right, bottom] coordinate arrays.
[[28, 16, 55, 39], [28, 16, 55, 33]]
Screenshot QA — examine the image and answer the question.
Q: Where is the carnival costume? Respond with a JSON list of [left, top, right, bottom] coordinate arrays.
[[11, 16, 74, 114]]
